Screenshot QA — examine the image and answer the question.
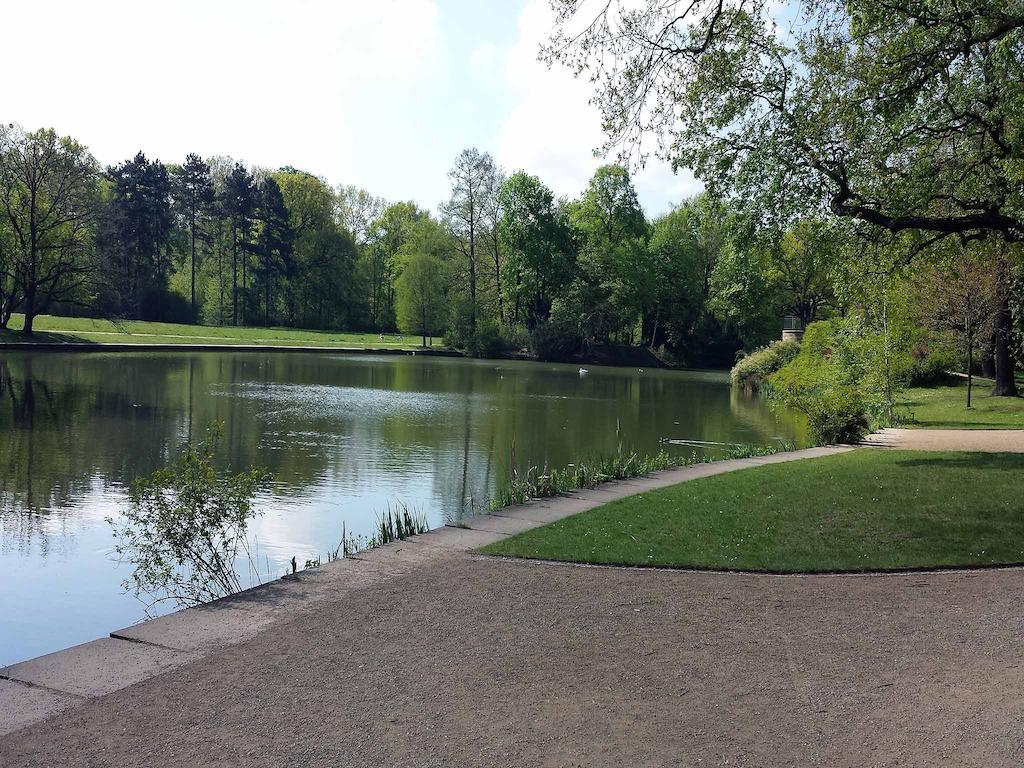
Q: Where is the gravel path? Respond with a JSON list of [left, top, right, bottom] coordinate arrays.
[[2, 551, 1022, 767], [862, 428, 1024, 452]]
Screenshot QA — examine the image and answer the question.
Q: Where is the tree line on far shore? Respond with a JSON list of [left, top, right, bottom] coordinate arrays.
[[0, 124, 850, 366]]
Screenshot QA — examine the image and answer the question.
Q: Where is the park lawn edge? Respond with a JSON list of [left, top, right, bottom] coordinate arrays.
[[479, 449, 1024, 573], [897, 382, 1024, 430]]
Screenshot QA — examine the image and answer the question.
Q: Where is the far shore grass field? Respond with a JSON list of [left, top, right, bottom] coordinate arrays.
[[482, 449, 1024, 572], [899, 380, 1024, 429], [0, 313, 433, 349]]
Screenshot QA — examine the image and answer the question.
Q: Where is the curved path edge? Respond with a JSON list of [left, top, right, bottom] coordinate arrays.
[[0, 445, 850, 736]]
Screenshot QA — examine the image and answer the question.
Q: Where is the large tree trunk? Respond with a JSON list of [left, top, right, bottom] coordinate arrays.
[[190, 215, 197, 317], [980, 333, 996, 378], [992, 290, 1018, 397], [232, 227, 238, 326]]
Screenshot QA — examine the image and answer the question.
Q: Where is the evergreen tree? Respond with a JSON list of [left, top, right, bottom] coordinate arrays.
[[105, 152, 173, 317], [172, 154, 214, 318], [220, 164, 256, 325], [253, 177, 294, 326]]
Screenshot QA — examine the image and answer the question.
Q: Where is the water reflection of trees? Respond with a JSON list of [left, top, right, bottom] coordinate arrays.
[[0, 353, 806, 552]]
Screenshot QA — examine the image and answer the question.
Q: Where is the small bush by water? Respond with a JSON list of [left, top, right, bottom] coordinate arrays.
[[109, 422, 271, 612]]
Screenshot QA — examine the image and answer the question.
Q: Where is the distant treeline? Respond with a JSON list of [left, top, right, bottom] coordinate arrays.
[[0, 125, 834, 364]]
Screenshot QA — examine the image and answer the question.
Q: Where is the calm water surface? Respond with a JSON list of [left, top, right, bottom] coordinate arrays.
[[0, 351, 805, 664]]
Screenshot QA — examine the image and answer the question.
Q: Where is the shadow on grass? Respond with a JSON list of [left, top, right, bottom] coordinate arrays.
[[894, 453, 1024, 470], [0, 329, 99, 345]]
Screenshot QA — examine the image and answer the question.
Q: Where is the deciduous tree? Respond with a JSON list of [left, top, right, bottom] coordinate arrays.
[[546, 0, 1024, 392], [0, 125, 99, 335]]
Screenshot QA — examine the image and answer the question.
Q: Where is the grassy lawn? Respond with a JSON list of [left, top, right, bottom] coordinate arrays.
[[899, 381, 1024, 429], [0, 313, 432, 349], [482, 449, 1024, 572]]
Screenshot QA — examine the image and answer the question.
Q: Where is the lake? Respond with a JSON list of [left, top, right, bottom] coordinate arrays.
[[0, 350, 805, 664]]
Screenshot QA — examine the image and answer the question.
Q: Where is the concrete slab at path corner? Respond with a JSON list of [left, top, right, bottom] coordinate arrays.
[[0, 637, 197, 701], [862, 428, 1024, 452]]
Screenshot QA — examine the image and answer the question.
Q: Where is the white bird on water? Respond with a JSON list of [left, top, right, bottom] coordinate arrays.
[[579, 367, 589, 376]]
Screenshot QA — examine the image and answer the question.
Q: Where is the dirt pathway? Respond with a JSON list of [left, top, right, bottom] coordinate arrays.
[[862, 428, 1024, 452], [2, 554, 1021, 767]]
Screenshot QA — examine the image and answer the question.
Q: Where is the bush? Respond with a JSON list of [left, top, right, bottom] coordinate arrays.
[[504, 323, 531, 352], [529, 319, 583, 362], [797, 386, 870, 445], [906, 345, 957, 386], [767, 320, 870, 444], [108, 422, 271, 612], [731, 340, 801, 391], [140, 286, 196, 324], [464, 318, 510, 358]]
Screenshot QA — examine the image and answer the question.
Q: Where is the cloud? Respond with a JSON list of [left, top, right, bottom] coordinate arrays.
[[494, 0, 702, 216], [2, 0, 442, 183]]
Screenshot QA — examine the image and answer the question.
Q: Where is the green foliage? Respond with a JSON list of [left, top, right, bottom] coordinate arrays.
[[529, 318, 583, 362], [395, 253, 448, 343], [646, 204, 704, 348], [731, 340, 801, 391], [706, 222, 781, 353], [108, 422, 271, 612], [767, 311, 955, 441], [499, 172, 575, 328], [0, 125, 100, 334], [906, 345, 958, 387], [800, 386, 870, 445], [463, 317, 511, 359]]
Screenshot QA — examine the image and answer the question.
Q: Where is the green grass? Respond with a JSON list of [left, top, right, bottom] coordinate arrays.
[[899, 381, 1024, 429], [482, 449, 1024, 572], [0, 313, 433, 349]]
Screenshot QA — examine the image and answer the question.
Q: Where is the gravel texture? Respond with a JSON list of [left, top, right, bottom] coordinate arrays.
[[862, 428, 1024, 452], [2, 551, 1022, 767]]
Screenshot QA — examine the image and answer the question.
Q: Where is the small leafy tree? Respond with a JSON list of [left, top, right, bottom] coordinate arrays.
[[109, 423, 270, 613], [396, 253, 447, 346], [918, 247, 999, 408]]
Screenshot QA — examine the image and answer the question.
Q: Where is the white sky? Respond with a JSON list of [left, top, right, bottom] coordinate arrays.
[[3, 0, 702, 216]]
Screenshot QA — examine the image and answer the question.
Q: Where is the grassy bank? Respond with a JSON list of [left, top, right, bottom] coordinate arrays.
[[899, 381, 1024, 429], [482, 449, 1024, 572], [0, 314, 433, 349]]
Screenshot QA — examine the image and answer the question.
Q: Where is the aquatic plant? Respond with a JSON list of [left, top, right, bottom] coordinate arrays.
[[376, 501, 430, 544], [489, 444, 783, 511], [300, 503, 431, 573]]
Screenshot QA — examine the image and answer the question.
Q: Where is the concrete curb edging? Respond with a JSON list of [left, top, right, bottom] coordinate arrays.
[[0, 445, 852, 736]]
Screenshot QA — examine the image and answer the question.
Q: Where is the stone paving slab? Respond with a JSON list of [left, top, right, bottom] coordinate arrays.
[[462, 513, 540, 535], [0, 638, 197, 699], [112, 602, 285, 654], [0, 679, 78, 737], [423, 526, 509, 549], [349, 536, 471, 565]]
